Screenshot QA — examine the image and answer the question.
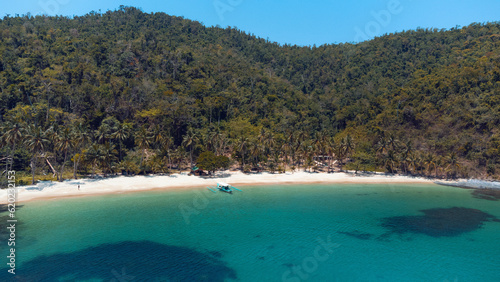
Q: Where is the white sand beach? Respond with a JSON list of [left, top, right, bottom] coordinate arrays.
[[0, 171, 441, 204]]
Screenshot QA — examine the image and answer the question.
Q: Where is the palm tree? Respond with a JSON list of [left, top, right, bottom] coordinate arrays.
[[182, 128, 198, 168], [300, 141, 314, 172], [296, 130, 307, 145], [0, 122, 25, 171], [160, 135, 174, 173], [258, 128, 267, 147], [96, 117, 119, 145], [383, 150, 398, 173], [407, 152, 419, 175], [295, 142, 305, 169], [173, 147, 187, 172], [115, 160, 127, 175], [151, 125, 166, 149], [55, 127, 73, 181], [99, 142, 118, 177], [135, 126, 152, 172], [376, 137, 388, 157], [249, 141, 262, 171], [386, 133, 399, 151], [86, 143, 101, 178], [282, 141, 292, 172], [149, 154, 165, 174], [434, 156, 444, 178], [235, 136, 248, 171], [334, 142, 346, 172], [399, 140, 413, 174], [263, 131, 276, 160], [304, 155, 314, 172], [416, 152, 426, 175], [446, 152, 460, 179], [40, 126, 57, 175], [207, 130, 220, 153], [95, 125, 110, 144], [272, 139, 283, 171], [25, 125, 50, 184], [326, 137, 336, 172], [285, 131, 298, 170], [424, 153, 436, 177], [111, 122, 131, 161], [116, 159, 138, 176], [72, 123, 91, 179], [216, 133, 229, 156], [313, 131, 326, 164], [198, 130, 209, 153], [343, 135, 355, 161], [221, 132, 229, 152]]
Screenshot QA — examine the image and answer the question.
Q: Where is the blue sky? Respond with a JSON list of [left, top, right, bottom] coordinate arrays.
[[3, 0, 500, 46]]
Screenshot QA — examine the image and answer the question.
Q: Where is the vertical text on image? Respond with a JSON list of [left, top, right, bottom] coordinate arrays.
[[6, 170, 17, 275]]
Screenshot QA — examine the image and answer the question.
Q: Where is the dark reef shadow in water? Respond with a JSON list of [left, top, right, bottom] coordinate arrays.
[[380, 207, 500, 237], [0, 241, 237, 281], [208, 250, 223, 258], [338, 230, 373, 240], [471, 189, 500, 201]]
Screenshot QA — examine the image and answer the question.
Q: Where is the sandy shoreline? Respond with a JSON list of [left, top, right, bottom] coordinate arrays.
[[1, 171, 441, 204]]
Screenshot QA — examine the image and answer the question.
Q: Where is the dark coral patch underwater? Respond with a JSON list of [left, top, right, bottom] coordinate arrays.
[[380, 207, 500, 237], [0, 241, 236, 281], [338, 230, 373, 240], [471, 189, 500, 201]]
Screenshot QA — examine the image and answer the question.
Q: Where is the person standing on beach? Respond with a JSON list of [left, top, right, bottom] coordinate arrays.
[[78, 185, 80, 190]]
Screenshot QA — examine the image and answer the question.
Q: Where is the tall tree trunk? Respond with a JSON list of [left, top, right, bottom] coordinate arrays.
[[46, 158, 57, 178], [140, 149, 144, 167], [73, 156, 78, 179], [241, 150, 245, 171], [169, 155, 172, 173], [119, 142, 122, 161], [9, 144, 16, 171], [31, 158, 36, 185], [59, 151, 68, 182], [284, 152, 287, 173], [5, 156, 9, 176], [140, 148, 145, 174], [190, 145, 193, 168], [329, 155, 333, 172]]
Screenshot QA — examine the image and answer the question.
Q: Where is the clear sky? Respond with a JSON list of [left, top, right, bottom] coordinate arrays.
[[3, 0, 500, 46]]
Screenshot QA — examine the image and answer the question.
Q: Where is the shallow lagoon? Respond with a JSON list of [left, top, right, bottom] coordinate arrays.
[[2, 183, 500, 281]]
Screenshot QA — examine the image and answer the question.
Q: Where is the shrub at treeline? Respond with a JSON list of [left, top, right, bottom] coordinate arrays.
[[1, 6, 499, 185]]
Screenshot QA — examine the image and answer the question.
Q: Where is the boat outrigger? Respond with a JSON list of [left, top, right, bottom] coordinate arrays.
[[207, 182, 242, 194]]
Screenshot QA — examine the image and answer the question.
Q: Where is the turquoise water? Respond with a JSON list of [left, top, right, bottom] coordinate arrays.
[[1, 184, 500, 281]]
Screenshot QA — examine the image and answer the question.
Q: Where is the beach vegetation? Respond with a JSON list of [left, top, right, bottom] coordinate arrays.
[[1, 8, 500, 184], [196, 151, 230, 175]]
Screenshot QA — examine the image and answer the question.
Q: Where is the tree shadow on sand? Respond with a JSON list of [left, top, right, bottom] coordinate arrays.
[[0, 241, 237, 281], [380, 207, 500, 238]]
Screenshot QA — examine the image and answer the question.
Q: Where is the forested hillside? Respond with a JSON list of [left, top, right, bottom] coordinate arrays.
[[1, 6, 500, 184]]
